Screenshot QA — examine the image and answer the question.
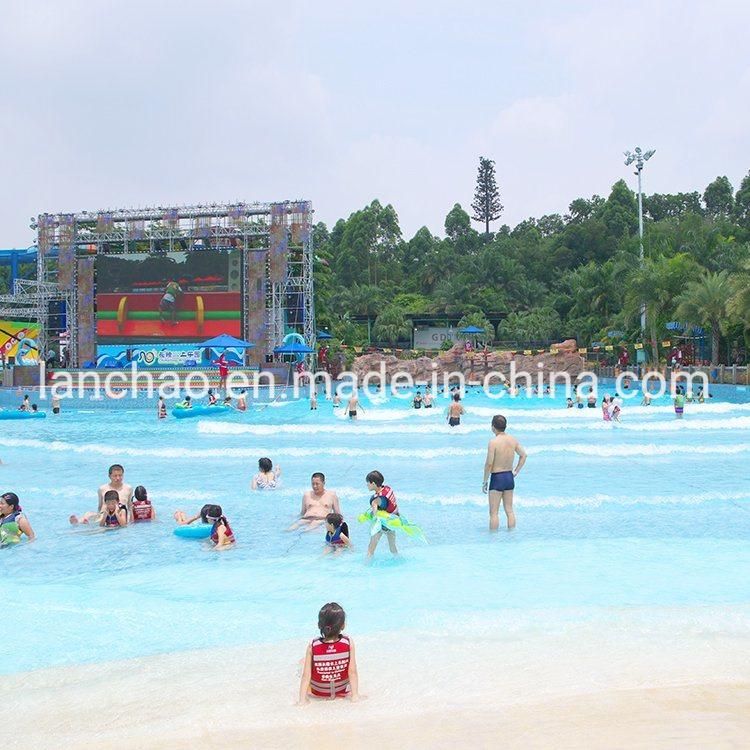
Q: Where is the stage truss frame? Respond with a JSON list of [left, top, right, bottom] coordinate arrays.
[[30, 201, 314, 367]]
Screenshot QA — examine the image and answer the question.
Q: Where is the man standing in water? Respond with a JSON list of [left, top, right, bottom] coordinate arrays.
[[482, 415, 527, 530], [446, 393, 465, 427], [346, 393, 362, 420], [98, 464, 134, 519], [288, 472, 342, 531]]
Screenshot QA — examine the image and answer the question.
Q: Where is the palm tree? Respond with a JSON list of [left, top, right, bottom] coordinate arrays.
[[373, 306, 413, 345], [674, 271, 732, 365], [624, 253, 699, 363], [728, 260, 750, 350]]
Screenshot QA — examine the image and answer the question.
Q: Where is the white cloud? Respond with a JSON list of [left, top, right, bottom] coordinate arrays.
[[0, 1, 749, 244]]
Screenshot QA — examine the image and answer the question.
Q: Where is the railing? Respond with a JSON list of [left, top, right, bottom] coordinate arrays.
[[591, 363, 749, 385]]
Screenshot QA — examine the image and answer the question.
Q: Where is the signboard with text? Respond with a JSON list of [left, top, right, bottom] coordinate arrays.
[[413, 326, 456, 350]]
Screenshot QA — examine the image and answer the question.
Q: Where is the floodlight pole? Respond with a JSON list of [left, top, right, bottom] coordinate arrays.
[[624, 147, 655, 343]]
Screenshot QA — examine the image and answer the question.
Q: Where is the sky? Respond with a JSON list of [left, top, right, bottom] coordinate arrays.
[[1, 0, 749, 247]]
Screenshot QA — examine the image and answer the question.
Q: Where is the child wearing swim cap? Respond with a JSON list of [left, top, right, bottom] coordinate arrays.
[[298, 603, 359, 703]]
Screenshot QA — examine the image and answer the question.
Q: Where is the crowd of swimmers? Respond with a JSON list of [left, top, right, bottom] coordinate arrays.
[[1, 408, 528, 555]]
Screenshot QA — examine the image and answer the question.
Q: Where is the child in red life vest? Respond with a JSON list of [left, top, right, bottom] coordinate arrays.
[[131, 485, 156, 522], [365, 470, 399, 557], [204, 504, 235, 549], [299, 603, 359, 703]]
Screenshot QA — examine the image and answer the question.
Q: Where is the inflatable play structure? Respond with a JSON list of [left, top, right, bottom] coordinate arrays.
[[96, 292, 242, 339], [0, 410, 46, 420], [171, 404, 233, 420]]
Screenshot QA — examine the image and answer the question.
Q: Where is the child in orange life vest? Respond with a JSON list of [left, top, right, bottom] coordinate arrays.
[[299, 603, 359, 703], [131, 485, 156, 522], [365, 470, 399, 557]]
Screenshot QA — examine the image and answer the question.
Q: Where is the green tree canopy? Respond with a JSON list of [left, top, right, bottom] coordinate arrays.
[[703, 176, 734, 218], [471, 157, 503, 235], [674, 271, 732, 364]]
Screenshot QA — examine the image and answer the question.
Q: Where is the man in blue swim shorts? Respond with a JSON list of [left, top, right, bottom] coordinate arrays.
[[482, 415, 527, 531]]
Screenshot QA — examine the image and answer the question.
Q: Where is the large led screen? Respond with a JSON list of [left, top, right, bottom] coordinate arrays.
[[96, 250, 242, 341]]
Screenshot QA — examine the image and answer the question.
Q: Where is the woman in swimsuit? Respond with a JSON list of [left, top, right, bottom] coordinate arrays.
[[251, 457, 281, 490]]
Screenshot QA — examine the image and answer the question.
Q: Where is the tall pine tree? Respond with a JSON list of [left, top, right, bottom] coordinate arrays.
[[471, 156, 503, 235]]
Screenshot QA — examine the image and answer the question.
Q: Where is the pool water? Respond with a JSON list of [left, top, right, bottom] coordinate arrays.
[[2, 384, 750, 675]]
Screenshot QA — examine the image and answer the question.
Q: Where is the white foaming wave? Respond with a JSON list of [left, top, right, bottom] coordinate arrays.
[[0, 435, 480, 461], [198, 420, 483, 435], [21, 486, 219, 501], [332, 406, 439, 422], [325, 486, 750, 508], [465, 402, 750, 419], [382, 490, 750, 508], [538, 443, 750, 458], [198, 416, 750, 435]]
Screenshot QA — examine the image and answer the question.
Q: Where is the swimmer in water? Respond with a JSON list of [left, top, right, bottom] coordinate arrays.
[[100, 491, 127, 528], [98, 464, 133, 519], [157, 396, 167, 419], [131, 485, 156, 521], [322, 512, 351, 555], [333, 393, 341, 408], [237, 390, 247, 412], [205, 504, 235, 549], [0, 492, 35, 544], [252, 457, 281, 490], [288, 472, 341, 531], [346, 394, 363, 420], [482, 415, 527, 531], [365, 470, 399, 557], [446, 393, 465, 427]]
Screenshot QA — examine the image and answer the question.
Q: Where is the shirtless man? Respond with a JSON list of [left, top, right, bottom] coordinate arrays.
[[97, 464, 134, 520], [446, 393, 465, 427], [346, 393, 362, 420], [482, 415, 527, 531], [288, 472, 341, 531]]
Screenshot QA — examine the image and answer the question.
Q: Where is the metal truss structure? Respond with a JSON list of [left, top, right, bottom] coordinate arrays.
[[31, 201, 314, 367]]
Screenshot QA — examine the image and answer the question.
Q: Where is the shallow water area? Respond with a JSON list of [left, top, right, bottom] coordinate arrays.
[[2, 383, 750, 685]]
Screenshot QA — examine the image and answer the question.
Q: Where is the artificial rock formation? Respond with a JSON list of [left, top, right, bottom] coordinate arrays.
[[350, 340, 584, 383]]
